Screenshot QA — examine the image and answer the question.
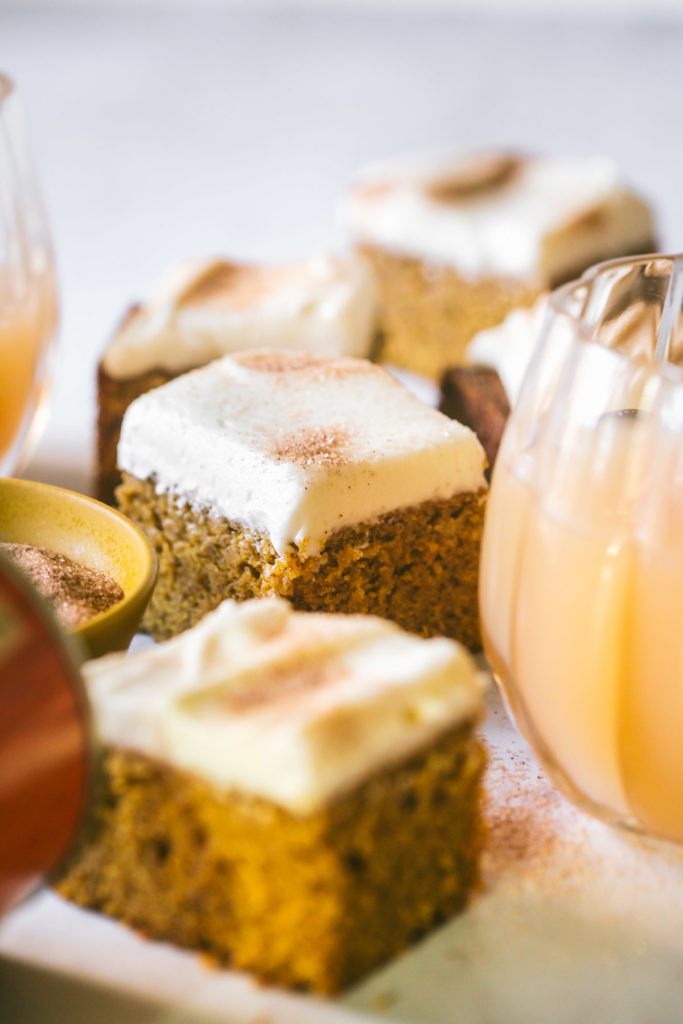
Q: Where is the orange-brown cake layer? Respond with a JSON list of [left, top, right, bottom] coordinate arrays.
[[57, 722, 484, 993], [116, 475, 486, 649]]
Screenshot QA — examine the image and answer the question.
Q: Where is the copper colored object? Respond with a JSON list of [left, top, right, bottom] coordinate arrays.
[[439, 365, 510, 480], [0, 552, 91, 915]]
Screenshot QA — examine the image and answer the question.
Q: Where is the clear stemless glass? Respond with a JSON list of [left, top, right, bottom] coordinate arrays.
[[0, 552, 91, 916], [0, 72, 58, 476], [480, 253, 683, 845]]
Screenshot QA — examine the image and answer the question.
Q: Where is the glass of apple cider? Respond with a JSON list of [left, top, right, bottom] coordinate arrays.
[[0, 72, 58, 476], [480, 253, 683, 844]]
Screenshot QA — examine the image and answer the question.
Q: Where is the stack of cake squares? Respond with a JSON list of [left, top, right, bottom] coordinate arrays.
[[56, 148, 656, 993]]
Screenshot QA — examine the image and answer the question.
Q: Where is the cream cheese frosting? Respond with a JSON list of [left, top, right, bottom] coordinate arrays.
[[83, 599, 486, 814], [117, 350, 486, 555], [101, 254, 379, 379], [343, 152, 654, 283], [466, 296, 548, 403]]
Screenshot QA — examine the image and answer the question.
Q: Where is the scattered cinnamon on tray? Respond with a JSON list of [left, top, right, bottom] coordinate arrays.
[[0, 542, 124, 628], [481, 748, 566, 881]]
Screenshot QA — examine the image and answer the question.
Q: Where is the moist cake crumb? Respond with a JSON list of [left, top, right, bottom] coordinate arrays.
[[0, 542, 124, 628], [56, 598, 486, 993]]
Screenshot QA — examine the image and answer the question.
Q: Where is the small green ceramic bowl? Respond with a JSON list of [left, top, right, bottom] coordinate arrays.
[[0, 478, 157, 659]]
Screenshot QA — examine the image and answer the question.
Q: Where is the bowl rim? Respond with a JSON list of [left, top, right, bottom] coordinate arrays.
[[0, 477, 158, 649]]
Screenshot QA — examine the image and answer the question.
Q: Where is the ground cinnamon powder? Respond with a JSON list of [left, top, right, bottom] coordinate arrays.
[[481, 749, 565, 880], [0, 542, 124, 629]]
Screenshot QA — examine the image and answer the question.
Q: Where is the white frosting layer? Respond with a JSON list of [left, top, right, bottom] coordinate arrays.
[[83, 599, 485, 813], [118, 350, 486, 555], [102, 254, 379, 379], [343, 152, 654, 282], [466, 296, 548, 403]]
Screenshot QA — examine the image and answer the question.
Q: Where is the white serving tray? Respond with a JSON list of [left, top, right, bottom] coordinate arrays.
[[3, 679, 683, 1024]]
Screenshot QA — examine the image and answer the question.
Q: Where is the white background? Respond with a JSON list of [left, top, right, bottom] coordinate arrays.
[[2, 3, 683, 488], [5, 0, 683, 19]]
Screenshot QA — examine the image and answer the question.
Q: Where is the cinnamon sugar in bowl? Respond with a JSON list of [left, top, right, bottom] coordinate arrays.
[[0, 479, 157, 657]]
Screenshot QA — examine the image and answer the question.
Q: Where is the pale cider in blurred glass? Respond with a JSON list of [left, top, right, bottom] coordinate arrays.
[[0, 272, 57, 465], [0, 73, 58, 475], [480, 254, 683, 844]]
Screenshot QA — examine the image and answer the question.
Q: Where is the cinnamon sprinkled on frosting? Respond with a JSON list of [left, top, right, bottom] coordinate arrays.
[[233, 350, 333, 374], [221, 660, 348, 713], [233, 349, 369, 378], [271, 426, 351, 468], [425, 154, 523, 203], [177, 261, 304, 312]]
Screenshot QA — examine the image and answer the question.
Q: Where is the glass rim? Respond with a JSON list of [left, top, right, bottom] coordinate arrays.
[[548, 251, 683, 389], [0, 72, 14, 105], [549, 250, 677, 317]]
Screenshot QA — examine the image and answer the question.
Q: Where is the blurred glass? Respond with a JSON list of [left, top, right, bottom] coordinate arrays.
[[480, 253, 683, 844], [0, 552, 91, 916], [0, 72, 58, 476]]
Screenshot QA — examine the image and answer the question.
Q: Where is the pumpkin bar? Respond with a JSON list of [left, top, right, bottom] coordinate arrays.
[[56, 598, 487, 993], [342, 151, 656, 379], [115, 350, 487, 647]]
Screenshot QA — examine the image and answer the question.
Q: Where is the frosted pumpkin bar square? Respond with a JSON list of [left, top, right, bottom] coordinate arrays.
[[343, 151, 656, 379], [57, 599, 487, 993], [115, 349, 487, 645]]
